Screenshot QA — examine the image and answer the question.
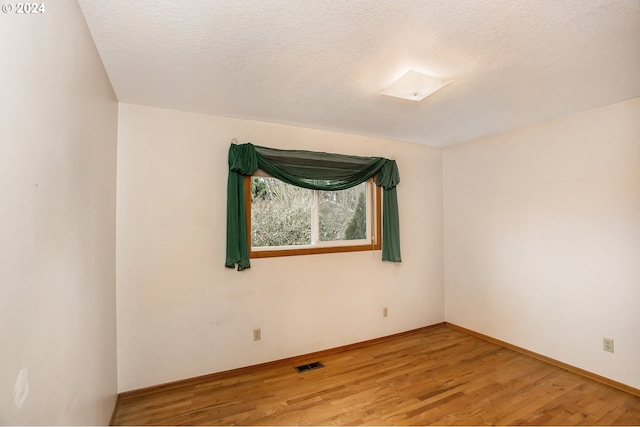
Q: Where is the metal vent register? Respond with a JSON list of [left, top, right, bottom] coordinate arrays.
[[295, 361, 324, 373]]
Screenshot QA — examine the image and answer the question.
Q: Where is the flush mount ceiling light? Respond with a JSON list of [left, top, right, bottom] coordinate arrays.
[[379, 69, 451, 102]]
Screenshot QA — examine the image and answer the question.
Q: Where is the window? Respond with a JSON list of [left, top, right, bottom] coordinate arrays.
[[225, 142, 400, 271], [245, 175, 381, 258]]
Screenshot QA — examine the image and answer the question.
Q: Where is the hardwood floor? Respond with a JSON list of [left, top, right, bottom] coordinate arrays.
[[112, 325, 640, 425]]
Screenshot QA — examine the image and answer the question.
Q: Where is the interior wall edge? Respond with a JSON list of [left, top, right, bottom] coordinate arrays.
[[445, 323, 640, 398]]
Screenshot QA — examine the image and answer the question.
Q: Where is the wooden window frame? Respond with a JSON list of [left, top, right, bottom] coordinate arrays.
[[245, 175, 382, 259]]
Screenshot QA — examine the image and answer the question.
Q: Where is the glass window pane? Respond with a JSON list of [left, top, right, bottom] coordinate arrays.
[[251, 177, 312, 247], [319, 182, 367, 242]]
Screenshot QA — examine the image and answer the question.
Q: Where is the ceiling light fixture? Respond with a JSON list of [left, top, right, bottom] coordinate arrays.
[[379, 69, 451, 102]]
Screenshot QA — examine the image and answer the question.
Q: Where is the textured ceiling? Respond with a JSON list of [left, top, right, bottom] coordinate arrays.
[[78, 0, 640, 147]]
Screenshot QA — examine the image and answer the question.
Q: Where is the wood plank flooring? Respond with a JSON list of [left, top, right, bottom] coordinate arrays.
[[111, 325, 640, 425]]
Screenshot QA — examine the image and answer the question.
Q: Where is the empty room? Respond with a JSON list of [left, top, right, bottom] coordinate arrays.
[[1, 0, 639, 425]]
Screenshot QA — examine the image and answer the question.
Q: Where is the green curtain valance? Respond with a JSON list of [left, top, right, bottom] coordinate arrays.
[[226, 143, 401, 270]]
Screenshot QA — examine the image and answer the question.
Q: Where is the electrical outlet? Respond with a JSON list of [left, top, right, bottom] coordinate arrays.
[[383, 307, 388, 317], [603, 337, 614, 353], [253, 328, 261, 341]]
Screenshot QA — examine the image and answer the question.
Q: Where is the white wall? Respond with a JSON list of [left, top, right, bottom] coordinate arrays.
[[0, 1, 118, 424], [116, 103, 444, 392], [444, 97, 640, 389]]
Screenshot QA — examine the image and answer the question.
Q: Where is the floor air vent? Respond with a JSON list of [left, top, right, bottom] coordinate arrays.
[[295, 361, 324, 373]]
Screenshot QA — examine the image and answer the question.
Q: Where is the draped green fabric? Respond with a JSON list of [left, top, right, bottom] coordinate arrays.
[[225, 143, 401, 270]]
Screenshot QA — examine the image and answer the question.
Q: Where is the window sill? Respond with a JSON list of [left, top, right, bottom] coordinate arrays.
[[250, 242, 381, 259]]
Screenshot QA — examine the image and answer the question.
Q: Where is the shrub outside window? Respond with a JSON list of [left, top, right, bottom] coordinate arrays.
[[246, 175, 381, 258]]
